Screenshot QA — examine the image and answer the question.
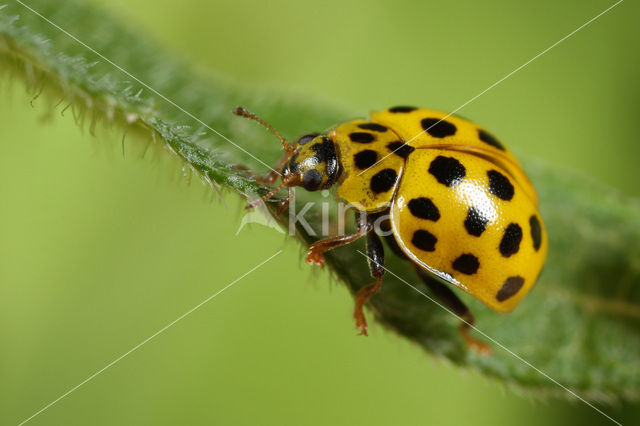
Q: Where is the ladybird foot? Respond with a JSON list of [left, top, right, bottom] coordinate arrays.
[[459, 325, 492, 355], [276, 198, 290, 216], [255, 174, 278, 186], [352, 277, 382, 337], [467, 340, 492, 355], [305, 250, 325, 267], [245, 200, 261, 210], [354, 314, 369, 336]]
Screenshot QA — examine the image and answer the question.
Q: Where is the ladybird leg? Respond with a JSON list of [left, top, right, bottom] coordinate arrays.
[[232, 151, 290, 187], [255, 151, 292, 186], [353, 229, 385, 336], [305, 215, 370, 267], [275, 197, 290, 216], [246, 177, 291, 210], [412, 266, 491, 355], [245, 152, 296, 210], [458, 312, 491, 355]]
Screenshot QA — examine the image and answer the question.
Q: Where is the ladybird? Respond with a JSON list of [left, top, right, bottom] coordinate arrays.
[[234, 106, 547, 352]]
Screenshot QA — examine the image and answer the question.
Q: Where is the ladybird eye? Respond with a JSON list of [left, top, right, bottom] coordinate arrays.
[[302, 170, 323, 191], [286, 153, 299, 172], [297, 133, 319, 146]]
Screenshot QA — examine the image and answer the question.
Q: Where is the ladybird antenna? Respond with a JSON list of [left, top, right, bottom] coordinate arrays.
[[233, 107, 294, 153], [246, 175, 292, 210]]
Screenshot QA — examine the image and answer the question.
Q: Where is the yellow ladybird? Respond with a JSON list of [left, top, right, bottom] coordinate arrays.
[[235, 106, 547, 352]]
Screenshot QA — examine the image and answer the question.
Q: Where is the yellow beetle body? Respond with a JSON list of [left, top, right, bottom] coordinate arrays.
[[236, 105, 547, 345], [329, 107, 547, 313]]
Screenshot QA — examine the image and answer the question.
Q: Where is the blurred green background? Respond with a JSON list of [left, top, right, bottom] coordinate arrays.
[[1, 0, 639, 425]]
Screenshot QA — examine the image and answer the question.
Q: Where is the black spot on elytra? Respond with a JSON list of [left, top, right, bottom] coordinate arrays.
[[370, 169, 397, 194], [386, 141, 415, 159], [464, 207, 489, 237], [421, 118, 457, 138], [478, 129, 505, 151], [297, 133, 319, 146], [411, 230, 437, 251], [452, 254, 480, 275], [500, 223, 522, 257], [353, 150, 378, 170], [358, 123, 388, 132], [408, 197, 440, 221], [488, 170, 514, 201], [349, 132, 375, 143], [302, 169, 322, 191], [428, 156, 466, 187], [389, 106, 417, 113], [496, 276, 525, 302], [530, 215, 542, 251]]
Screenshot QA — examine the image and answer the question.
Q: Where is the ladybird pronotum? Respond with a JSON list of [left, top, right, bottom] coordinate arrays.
[[235, 106, 547, 353]]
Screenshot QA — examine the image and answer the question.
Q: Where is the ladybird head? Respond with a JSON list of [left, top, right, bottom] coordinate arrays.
[[233, 107, 342, 209], [282, 134, 340, 191]]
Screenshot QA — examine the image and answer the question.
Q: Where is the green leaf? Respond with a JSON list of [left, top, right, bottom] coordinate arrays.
[[1, 0, 639, 403]]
